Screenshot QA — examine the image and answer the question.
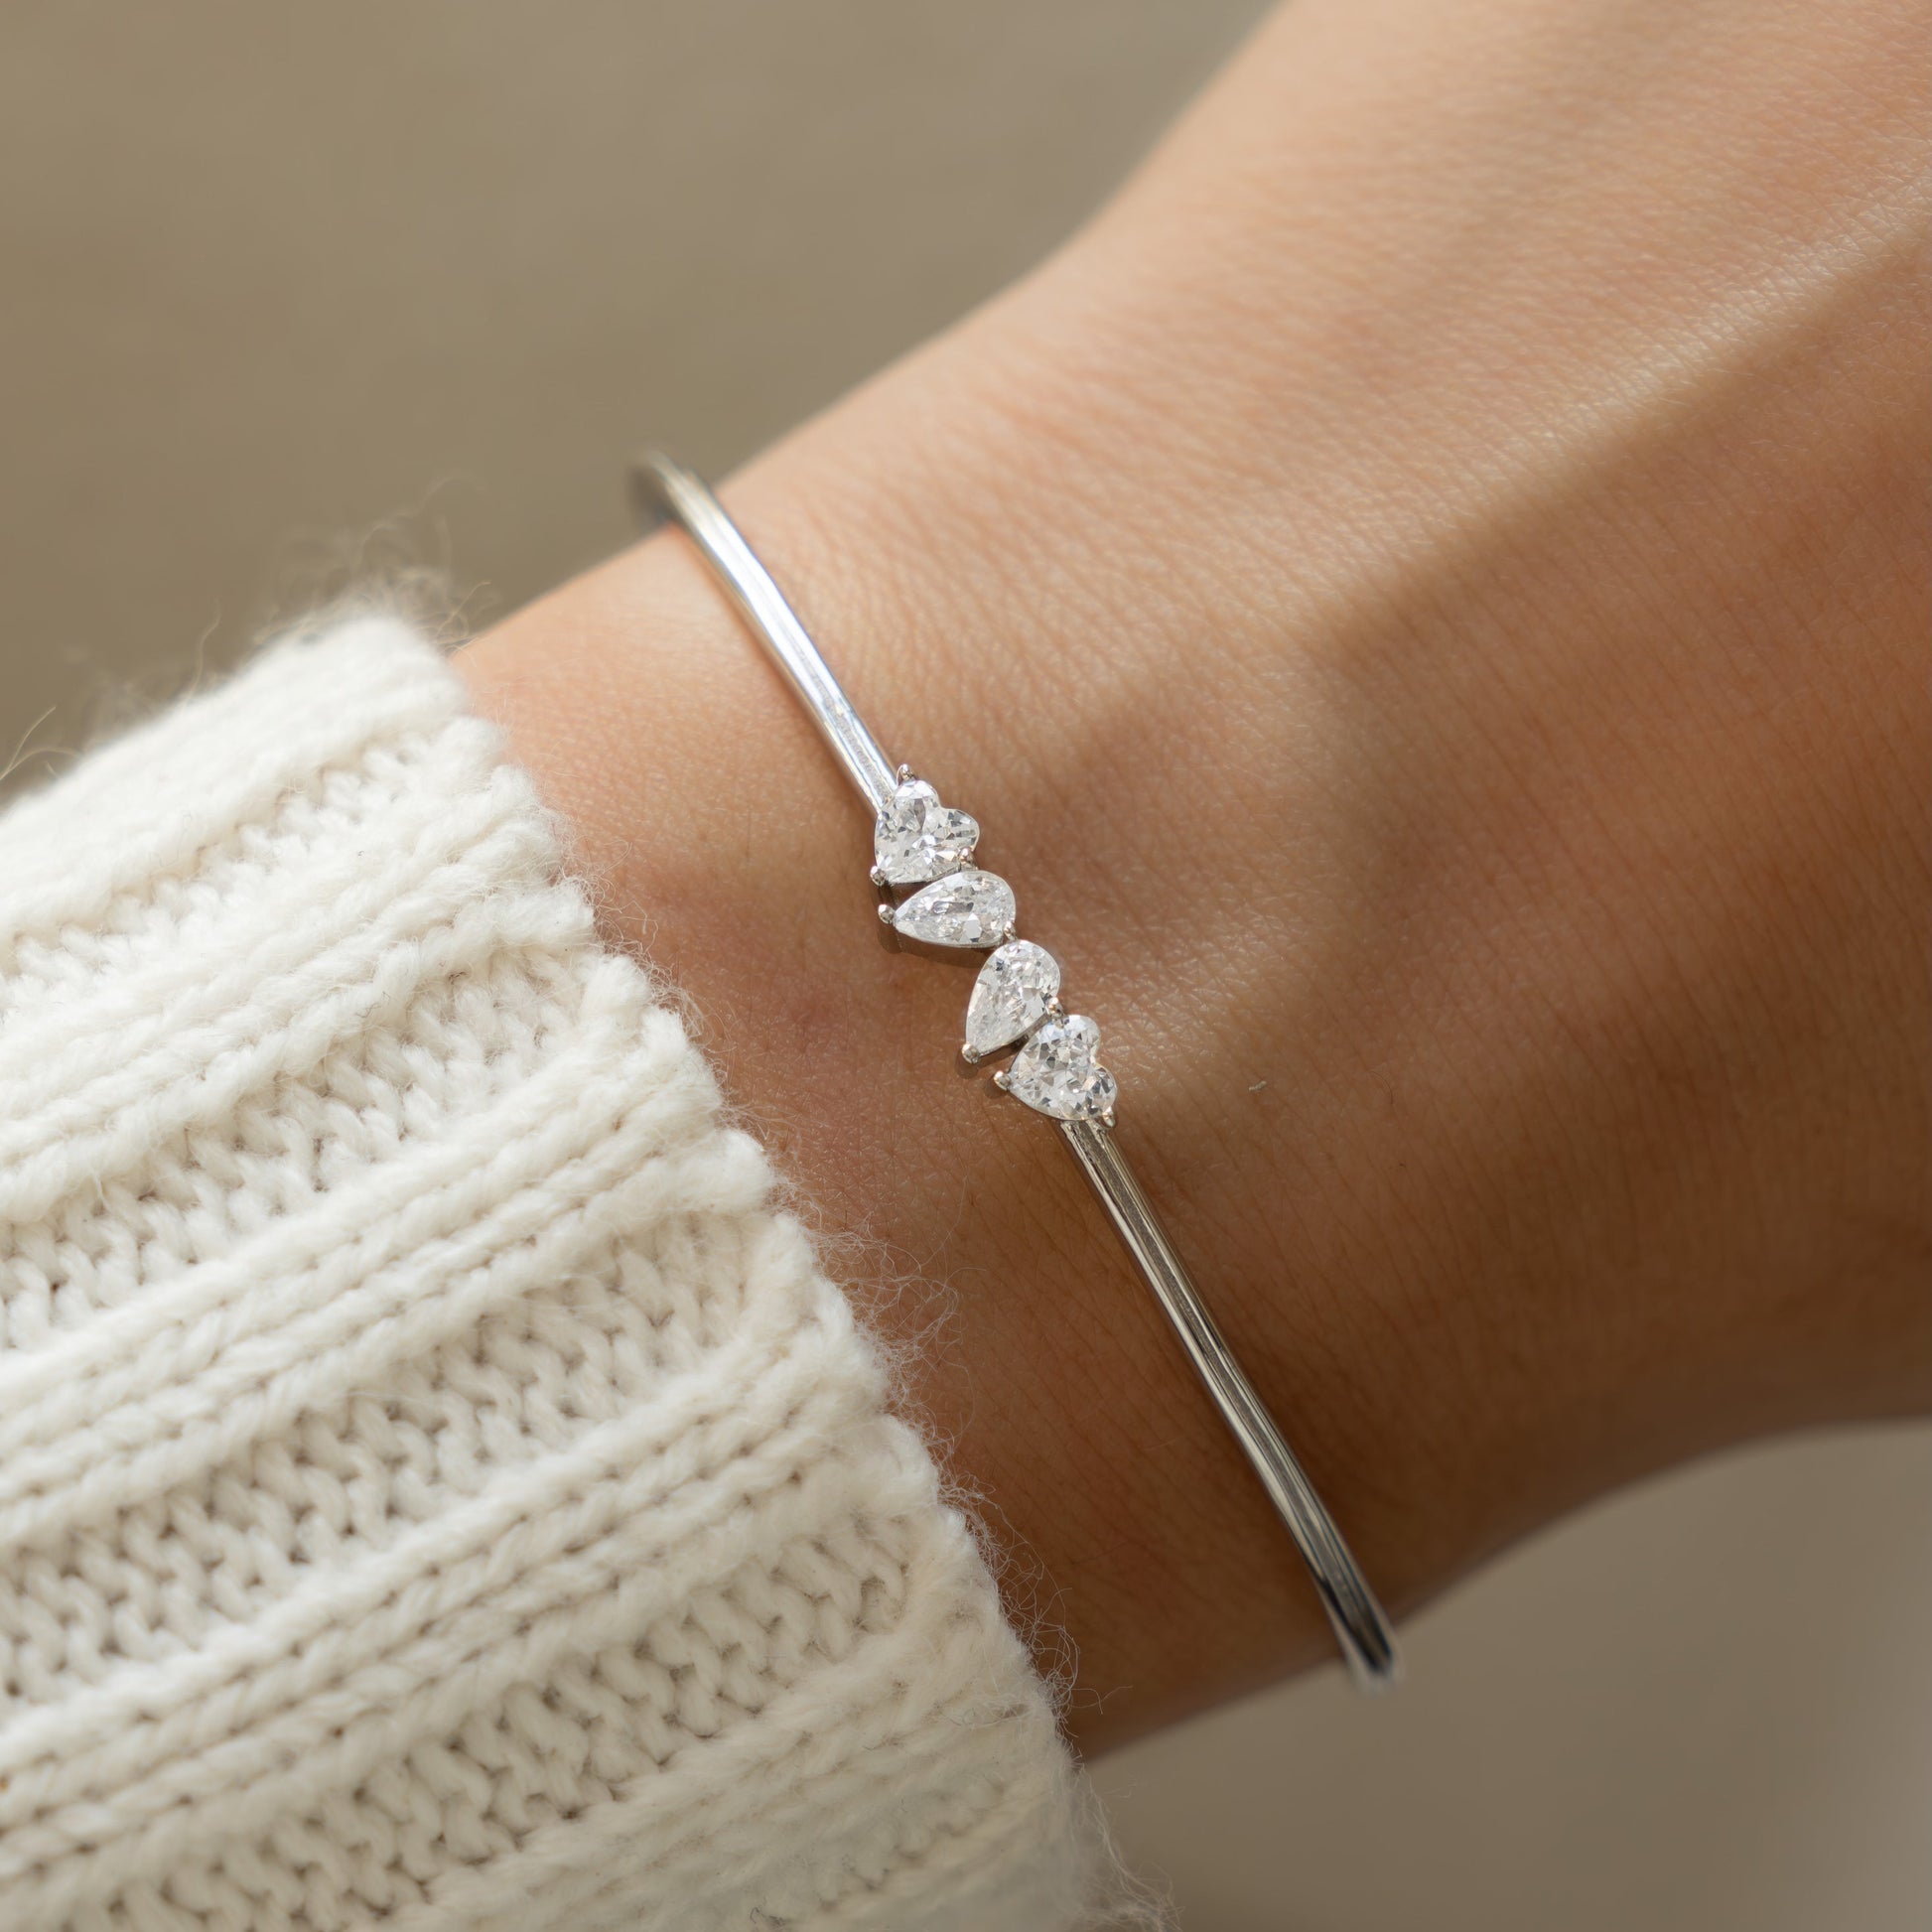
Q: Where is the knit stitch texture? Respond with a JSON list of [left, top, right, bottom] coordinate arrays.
[[0, 618, 1101, 1931]]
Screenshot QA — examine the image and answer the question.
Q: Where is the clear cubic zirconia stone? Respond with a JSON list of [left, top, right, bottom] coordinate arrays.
[[873, 778, 980, 886], [891, 869, 1017, 948], [1005, 1014, 1117, 1120], [965, 939, 1060, 1054]]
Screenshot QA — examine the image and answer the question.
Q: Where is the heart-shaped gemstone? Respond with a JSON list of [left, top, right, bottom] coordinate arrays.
[[890, 868, 1016, 948], [1003, 1014, 1117, 1121], [965, 940, 1060, 1057], [873, 778, 979, 886]]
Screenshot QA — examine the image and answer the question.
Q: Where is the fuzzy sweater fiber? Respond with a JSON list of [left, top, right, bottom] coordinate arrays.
[[0, 618, 1099, 1931]]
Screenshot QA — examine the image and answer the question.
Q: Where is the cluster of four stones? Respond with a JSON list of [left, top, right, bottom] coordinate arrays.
[[872, 774, 1117, 1124]]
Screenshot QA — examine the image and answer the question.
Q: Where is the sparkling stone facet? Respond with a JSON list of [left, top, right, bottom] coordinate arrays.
[[965, 940, 1060, 1055], [891, 869, 1016, 948], [873, 779, 979, 886], [1004, 1014, 1117, 1121]]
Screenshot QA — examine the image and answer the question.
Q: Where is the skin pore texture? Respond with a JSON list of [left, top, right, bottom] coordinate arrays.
[[460, 0, 1929, 1749]]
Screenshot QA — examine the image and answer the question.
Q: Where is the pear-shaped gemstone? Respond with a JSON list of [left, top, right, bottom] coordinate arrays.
[[965, 940, 1060, 1055], [873, 778, 979, 886], [1005, 1014, 1117, 1121], [891, 869, 1016, 948]]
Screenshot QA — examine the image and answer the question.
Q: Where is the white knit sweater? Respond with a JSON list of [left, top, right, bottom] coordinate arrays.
[[0, 618, 1107, 1931]]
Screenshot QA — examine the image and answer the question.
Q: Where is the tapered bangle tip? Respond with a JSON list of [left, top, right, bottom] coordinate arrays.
[[1339, 1620, 1404, 1694]]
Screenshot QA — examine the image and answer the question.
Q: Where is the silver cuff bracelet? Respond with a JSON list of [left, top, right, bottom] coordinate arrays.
[[629, 451, 1400, 1690]]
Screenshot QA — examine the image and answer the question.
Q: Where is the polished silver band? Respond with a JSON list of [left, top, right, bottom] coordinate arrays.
[[629, 450, 1401, 1690]]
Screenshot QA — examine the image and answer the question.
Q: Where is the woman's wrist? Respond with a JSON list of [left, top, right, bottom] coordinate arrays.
[[455, 434, 1394, 1743], [459, 0, 1927, 1746]]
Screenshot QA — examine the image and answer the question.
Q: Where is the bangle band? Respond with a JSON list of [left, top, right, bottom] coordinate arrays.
[[628, 451, 1402, 1691]]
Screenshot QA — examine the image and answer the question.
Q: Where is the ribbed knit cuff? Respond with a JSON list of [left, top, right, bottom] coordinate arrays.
[[0, 617, 1110, 1931]]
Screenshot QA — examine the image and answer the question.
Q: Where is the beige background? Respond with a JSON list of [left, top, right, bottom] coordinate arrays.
[[2, 5, 1925, 1925]]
